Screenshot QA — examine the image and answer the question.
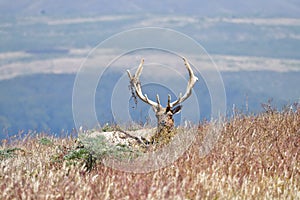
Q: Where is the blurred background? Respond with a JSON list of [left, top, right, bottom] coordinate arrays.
[[0, 0, 299, 137]]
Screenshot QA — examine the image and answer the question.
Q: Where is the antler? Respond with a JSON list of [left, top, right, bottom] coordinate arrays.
[[169, 57, 198, 107], [127, 59, 161, 111], [127, 57, 198, 110]]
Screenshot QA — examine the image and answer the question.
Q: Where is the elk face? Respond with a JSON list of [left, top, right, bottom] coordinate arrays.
[[127, 57, 198, 135], [155, 103, 182, 133]]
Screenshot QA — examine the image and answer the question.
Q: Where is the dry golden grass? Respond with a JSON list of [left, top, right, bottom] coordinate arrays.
[[0, 107, 299, 199]]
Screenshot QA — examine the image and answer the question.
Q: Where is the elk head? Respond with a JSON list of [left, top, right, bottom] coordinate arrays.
[[127, 57, 198, 135]]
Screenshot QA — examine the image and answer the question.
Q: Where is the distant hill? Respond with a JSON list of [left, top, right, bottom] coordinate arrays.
[[0, 0, 299, 17], [0, 71, 299, 138]]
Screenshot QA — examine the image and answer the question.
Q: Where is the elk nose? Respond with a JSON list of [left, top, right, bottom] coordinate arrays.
[[160, 120, 166, 126]]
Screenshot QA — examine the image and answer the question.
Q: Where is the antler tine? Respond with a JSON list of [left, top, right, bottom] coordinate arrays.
[[167, 94, 171, 108], [135, 58, 144, 79], [156, 94, 161, 105], [126, 58, 144, 81], [170, 57, 198, 107], [127, 59, 159, 109]]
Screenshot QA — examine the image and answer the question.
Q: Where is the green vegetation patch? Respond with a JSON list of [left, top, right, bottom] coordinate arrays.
[[39, 137, 53, 146], [0, 147, 24, 160], [79, 134, 141, 161]]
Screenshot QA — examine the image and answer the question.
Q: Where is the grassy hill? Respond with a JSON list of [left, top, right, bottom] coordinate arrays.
[[0, 106, 299, 199]]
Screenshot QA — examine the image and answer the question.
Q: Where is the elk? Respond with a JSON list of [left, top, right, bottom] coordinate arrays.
[[127, 57, 198, 145], [83, 57, 198, 152]]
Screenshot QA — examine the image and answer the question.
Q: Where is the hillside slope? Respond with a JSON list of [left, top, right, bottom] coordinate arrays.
[[0, 107, 299, 199]]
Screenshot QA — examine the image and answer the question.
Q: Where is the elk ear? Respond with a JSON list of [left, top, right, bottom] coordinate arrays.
[[172, 105, 182, 115], [166, 105, 171, 113]]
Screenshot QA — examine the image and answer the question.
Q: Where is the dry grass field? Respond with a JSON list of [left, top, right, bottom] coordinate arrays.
[[0, 105, 299, 199]]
